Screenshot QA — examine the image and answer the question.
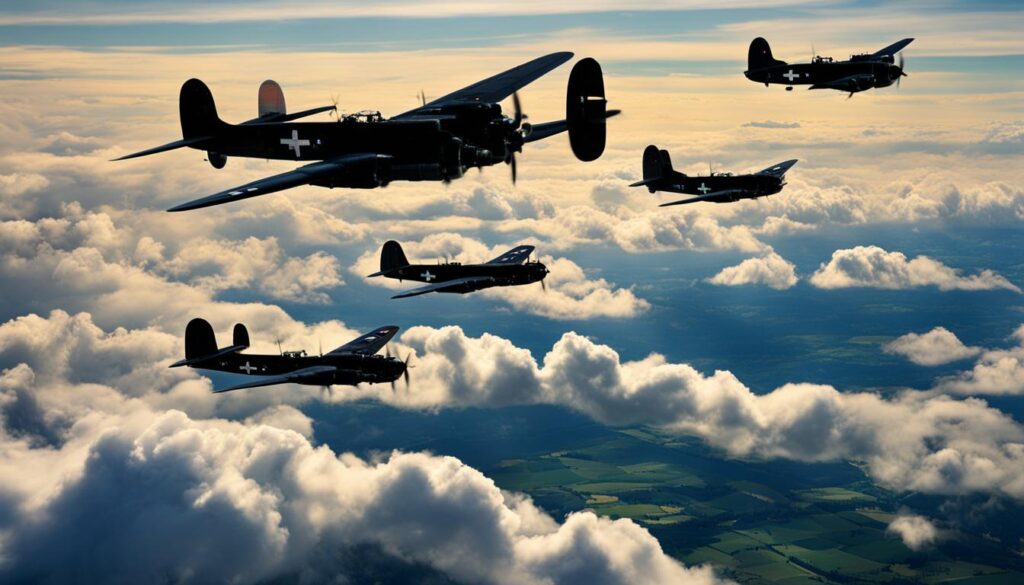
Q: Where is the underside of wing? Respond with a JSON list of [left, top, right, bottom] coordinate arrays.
[[756, 159, 798, 177], [214, 365, 337, 393], [392, 276, 495, 299], [486, 245, 534, 265], [809, 74, 873, 92], [394, 52, 573, 119], [327, 325, 399, 356], [659, 189, 746, 207], [167, 153, 384, 212]]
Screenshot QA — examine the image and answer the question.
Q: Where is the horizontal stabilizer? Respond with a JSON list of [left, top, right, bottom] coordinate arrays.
[[628, 178, 661, 188], [169, 344, 247, 368], [243, 105, 337, 125], [111, 136, 210, 161]]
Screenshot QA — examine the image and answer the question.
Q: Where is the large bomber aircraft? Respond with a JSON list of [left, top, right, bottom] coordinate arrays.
[[630, 145, 797, 206], [369, 241, 548, 298], [170, 318, 409, 392], [744, 37, 913, 96], [114, 53, 619, 211]]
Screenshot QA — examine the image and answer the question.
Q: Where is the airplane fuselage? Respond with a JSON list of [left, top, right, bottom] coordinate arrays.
[[745, 59, 902, 93], [197, 107, 517, 187], [190, 351, 405, 386], [385, 262, 548, 293], [645, 171, 784, 202]]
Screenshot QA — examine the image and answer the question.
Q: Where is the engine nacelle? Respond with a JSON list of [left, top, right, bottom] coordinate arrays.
[[566, 57, 609, 162], [207, 151, 227, 169]]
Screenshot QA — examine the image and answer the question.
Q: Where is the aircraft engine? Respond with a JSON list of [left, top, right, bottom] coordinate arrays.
[[207, 151, 227, 169]]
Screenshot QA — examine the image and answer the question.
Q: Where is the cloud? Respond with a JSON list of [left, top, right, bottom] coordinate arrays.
[[884, 327, 983, 366], [742, 121, 801, 129], [707, 252, 798, 290], [809, 246, 1021, 292], [934, 325, 1024, 396], [0, 361, 722, 585], [352, 234, 650, 320], [315, 325, 1024, 500], [156, 236, 344, 304], [887, 515, 943, 551]]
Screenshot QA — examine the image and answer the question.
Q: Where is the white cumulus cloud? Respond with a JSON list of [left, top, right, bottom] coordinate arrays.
[[809, 245, 1020, 292], [887, 515, 943, 551], [885, 327, 983, 366], [707, 252, 798, 290]]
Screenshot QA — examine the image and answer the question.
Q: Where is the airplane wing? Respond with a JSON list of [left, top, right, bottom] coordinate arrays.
[[756, 159, 798, 177], [393, 52, 573, 119], [213, 365, 337, 393], [872, 38, 914, 58], [659, 189, 746, 207], [392, 276, 495, 299], [167, 153, 387, 212], [327, 325, 399, 356], [486, 245, 535, 265], [809, 74, 874, 92]]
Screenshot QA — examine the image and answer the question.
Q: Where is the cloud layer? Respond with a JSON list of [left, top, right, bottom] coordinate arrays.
[[707, 252, 798, 290]]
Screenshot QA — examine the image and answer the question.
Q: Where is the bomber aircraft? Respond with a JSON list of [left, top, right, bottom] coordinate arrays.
[[114, 53, 619, 211], [630, 145, 797, 206], [744, 37, 913, 96], [368, 240, 548, 299], [170, 318, 410, 392]]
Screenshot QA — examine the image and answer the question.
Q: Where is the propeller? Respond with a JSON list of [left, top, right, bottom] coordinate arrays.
[[319, 339, 323, 358], [541, 277, 547, 293], [896, 52, 907, 87], [276, 336, 283, 356], [505, 92, 529, 185], [328, 94, 341, 119], [403, 352, 413, 387]]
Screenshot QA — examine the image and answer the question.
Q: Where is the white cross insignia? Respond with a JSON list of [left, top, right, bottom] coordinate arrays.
[[280, 130, 310, 157]]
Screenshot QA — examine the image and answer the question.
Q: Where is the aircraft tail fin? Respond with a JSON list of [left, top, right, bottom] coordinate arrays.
[[370, 240, 410, 277], [184, 318, 218, 361], [629, 144, 675, 189], [567, 57, 617, 162], [180, 78, 228, 140], [748, 37, 786, 70], [233, 323, 250, 349], [171, 318, 249, 368], [258, 80, 287, 118]]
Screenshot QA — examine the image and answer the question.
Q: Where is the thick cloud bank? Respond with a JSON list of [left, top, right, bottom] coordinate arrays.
[[707, 252, 798, 290], [885, 327, 982, 366], [0, 315, 721, 585], [809, 246, 1020, 292], [328, 325, 1024, 500]]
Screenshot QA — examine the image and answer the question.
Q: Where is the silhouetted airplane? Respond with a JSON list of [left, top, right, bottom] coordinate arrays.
[[368, 240, 548, 299], [114, 53, 619, 211], [744, 37, 913, 96], [170, 318, 409, 392], [630, 145, 797, 206]]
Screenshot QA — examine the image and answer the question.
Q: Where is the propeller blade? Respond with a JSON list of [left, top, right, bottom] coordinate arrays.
[[386, 345, 392, 358], [403, 352, 413, 386], [512, 92, 523, 128], [510, 154, 517, 185], [541, 277, 547, 293]]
